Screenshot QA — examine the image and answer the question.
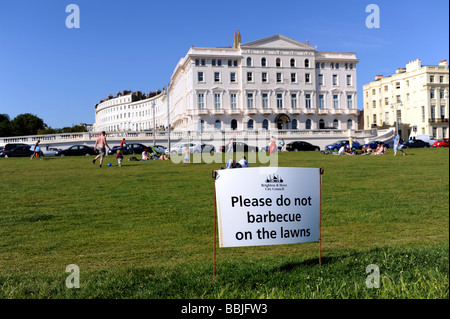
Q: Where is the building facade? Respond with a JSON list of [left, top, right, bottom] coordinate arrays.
[[94, 33, 360, 133], [363, 59, 449, 140]]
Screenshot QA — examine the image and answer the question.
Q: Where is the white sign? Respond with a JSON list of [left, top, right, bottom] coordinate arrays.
[[215, 167, 321, 248]]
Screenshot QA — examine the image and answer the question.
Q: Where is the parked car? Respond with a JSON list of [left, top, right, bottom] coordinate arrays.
[[401, 139, 430, 148], [286, 141, 320, 151], [124, 143, 154, 155], [201, 144, 216, 154], [42, 147, 61, 156], [152, 145, 167, 154], [2, 143, 29, 152], [432, 138, 449, 148], [108, 145, 132, 156], [325, 140, 361, 152], [56, 145, 97, 156], [168, 142, 203, 155], [0, 145, 34, 157], [362, 141, 389, 150], [220, 142, 260, 153]]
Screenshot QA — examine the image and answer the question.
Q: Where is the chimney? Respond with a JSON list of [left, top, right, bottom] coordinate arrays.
[[375, 75, 384, 80], [233, 30, 241, 48], [439, 60, 448, 67]]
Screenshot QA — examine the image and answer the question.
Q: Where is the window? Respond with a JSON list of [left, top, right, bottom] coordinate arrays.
[[333, 95, 339, 109], [247, 72, 253, 82], [290, 58, 296, 67], [195, 59, 199, 66], [318, 74, 323, 85], [319, 94, 324, 109], [233, 60, 238, 67], [261, 72, 268, 83], [347, 119, 353, 129], [346, 75, 352, 86], [276, 58, 281, 67], [247, 119, 254, 130], [261, 57, 267, 67], [212, 59, 216, 66], [276, 73, 282, 83], [440, 89, 445, 98], [292, 119, 298, 130], [319, 119, 325, 129], [347, 95, 353, 109], [385, 97, 389, 105], [230, 93, 237, 109], [247, 93, 254, 108], [396, 82, 401, 89], [217, 60, 222, 66], [385, 112, 390, 124], [333, 74, 338, 86], [201, 59, 205, 66], [197, 72, 204, 82], [421, 106, 425, 122], [305, 94, 311, 109], [230, 72, 236, 83], [440, 75, 444, 83], [228, 60, 232, 67], [276, 93, 283, 109], [430, 76, 434, 83], [305, 73, 310, 83], [262, 93, 269, 109], [304, 59, 309, 68], [214, 72, 220, 82], [214, 120, 221, 130], [262, 119, 269, 130], [291, 73, 297, 83], [231, 119, 237, 130], [333, 119, 339, 129], [291, 93, 297, 109], [246, 57, 252, 66], [306, 119, 312, 130], [199, 120, 205, 131], [198, 93, 205, 109], [396, 95, 401, 103], [335, 63, 339, 69], [214, 93, 221, 109], [430, 89, 435, 99]]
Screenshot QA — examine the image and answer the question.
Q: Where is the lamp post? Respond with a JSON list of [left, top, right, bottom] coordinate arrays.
[[151, 100, 156, 146], [163, 85, 171, 151]]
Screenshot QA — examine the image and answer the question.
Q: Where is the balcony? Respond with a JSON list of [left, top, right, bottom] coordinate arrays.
[[245, 108, 257, 115], [290, 108, 301, 114], [260, 108, 272, 115], [317, 108, 328, 115], [303, 108, 315, 115], [197, 108, 209, 115], [345, 108, 358, 115], [212, 108, 225, 115], [429, 117, 449, 124], [229, 108, 242, 115], [330, 108, 343, 115]]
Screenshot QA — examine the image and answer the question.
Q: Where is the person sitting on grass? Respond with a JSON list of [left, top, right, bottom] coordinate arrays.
[[338, 145, 354, 156], [141, 148, 151, 161], [158, 152, 170, 160], [374, 143, 386, 155]]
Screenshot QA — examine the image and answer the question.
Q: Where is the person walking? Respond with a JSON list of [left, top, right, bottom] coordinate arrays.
[[393, 130, 406, 156], [30, 140, 42, 160], [93, 131, 111, 167]]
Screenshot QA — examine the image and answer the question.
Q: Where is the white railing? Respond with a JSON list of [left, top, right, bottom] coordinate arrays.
[[1, 129, 379, 147]]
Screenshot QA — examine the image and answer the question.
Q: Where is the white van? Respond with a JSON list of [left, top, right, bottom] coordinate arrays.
[[408, 134, 435, 145]]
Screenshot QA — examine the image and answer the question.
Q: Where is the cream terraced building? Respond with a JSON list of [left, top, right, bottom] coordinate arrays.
[[363, 59, 449, 140], [94, 33, 360, 133]]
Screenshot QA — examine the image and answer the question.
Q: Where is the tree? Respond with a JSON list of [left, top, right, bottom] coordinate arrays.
[[11, 113, 46, 136], [0, 114, 12, 137]]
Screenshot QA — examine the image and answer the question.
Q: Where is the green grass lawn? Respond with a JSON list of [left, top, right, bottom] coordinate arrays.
[[0, 148, 448, 299]]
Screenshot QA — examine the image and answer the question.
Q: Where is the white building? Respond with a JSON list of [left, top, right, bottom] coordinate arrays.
[[363, 59, 449, 140], [94, 32, 360, 133]]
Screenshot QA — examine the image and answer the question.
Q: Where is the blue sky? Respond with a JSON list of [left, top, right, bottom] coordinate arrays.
[[0, 0, 448, 128]]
